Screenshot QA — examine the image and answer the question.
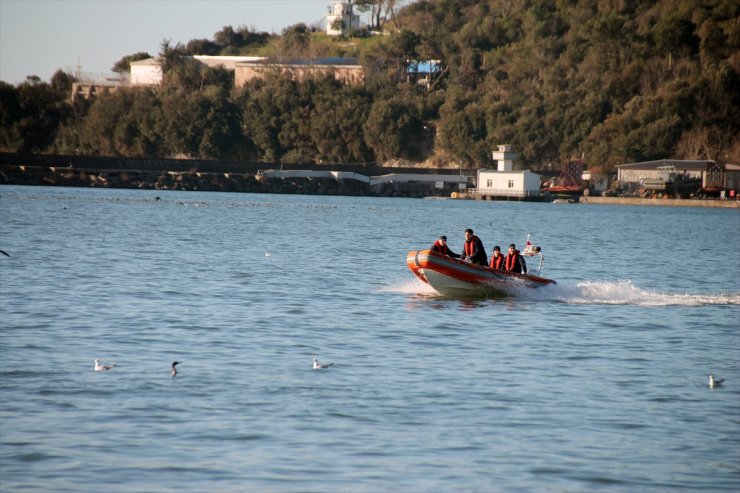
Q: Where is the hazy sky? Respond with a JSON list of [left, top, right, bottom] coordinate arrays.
[[0, 0, 349, 84]]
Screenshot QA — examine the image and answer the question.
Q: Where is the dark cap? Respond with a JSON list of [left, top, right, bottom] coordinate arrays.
[[439, 235, 447, 241]]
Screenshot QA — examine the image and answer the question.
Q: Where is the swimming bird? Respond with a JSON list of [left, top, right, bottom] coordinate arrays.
[[94, 359, 117, 371], [709, 374, 724, 389], [313, 358, 334, 370], [171, 361, 179, 377]]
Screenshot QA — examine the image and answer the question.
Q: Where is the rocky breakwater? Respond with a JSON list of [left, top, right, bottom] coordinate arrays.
[[0, 164, 441, 198]]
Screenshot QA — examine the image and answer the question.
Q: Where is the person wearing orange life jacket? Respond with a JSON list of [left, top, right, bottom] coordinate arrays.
[[430, 235, 460, 258], [462, 229, 487, 266], [489, 245, 504, 269], [504, 243, 527, 274]]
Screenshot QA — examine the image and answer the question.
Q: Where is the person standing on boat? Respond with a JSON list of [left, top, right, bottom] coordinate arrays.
[[505, 244, 527, 274], [489, 245, 505, 269], [430, 235, 460, 258], [462, 229, 488, 266]]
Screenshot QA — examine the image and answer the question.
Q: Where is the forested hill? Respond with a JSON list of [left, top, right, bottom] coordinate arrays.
[[1, 0, 738, 171]]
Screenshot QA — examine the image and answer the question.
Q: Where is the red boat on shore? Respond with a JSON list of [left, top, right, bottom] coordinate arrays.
[[406, 245, 556, 297]]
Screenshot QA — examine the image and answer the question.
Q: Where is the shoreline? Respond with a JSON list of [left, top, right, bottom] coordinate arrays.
[[1, 157, 737, 209], [577, 195, 738, 209], [3, 177, 737, 209]]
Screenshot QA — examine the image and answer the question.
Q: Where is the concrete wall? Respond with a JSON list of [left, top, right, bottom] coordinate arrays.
[[582, 196, 738, 208], [235, 63, 364, 86], [130, 60, 162, 85]]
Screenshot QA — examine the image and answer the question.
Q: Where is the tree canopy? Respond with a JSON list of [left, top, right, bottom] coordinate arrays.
[[1, 0, 737, 170]]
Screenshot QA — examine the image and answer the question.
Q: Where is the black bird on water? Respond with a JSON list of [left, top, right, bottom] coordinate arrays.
[[171, 361, 180, 377]]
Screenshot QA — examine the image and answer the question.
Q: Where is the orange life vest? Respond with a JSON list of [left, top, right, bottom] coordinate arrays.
[[505, 250, 520, 271], [464, 235, 481, 257], [490, 254, 504, 269]]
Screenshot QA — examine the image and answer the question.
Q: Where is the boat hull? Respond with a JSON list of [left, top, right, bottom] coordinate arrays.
[[406, 249, 556, 297]]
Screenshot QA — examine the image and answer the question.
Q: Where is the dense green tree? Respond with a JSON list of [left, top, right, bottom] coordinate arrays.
[[112, 52, 152, 74], [279, 24, 312, 58], [0, 82, 23, 151], [185, 39, 221, 56], [157, 85, 240, 159], [0, 76, 69, 152], [309, 79, 373, 163], [3, 0, 739, 168], [355, 0, 408, 30], [236, 74, 297, 162], [74, 90, 134, 155], [364, 92, 425, 161]]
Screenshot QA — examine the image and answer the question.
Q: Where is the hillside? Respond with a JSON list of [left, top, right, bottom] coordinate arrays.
[[1, 0, 738, 171]]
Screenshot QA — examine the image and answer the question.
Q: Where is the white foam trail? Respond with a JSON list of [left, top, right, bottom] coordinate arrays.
[[388, 277, 739, 306], [382, 279, 439, 296], [516, 279, 740, 306]]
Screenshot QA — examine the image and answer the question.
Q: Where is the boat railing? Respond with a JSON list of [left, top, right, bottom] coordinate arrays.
[[522, 246, 544, 276]]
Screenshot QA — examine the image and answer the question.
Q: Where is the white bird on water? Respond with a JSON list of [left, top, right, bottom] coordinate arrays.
[[171, 361, 179, 377], [313, 358, 334, 370], [709, 374, 724, 389], [94, 359, 117, 371]]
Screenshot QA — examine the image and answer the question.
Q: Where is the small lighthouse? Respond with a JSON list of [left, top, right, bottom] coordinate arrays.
[[326, 1, 360, 36], [492, 144, 516, 171]]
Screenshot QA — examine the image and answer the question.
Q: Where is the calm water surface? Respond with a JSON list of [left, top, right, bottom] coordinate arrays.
[[1, 186, 738, 492]]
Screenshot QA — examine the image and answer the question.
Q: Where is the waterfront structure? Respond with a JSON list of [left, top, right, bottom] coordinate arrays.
[[472, 145, 542, 199], [725, 164, 740, 192], [581, 170, 610, 194], [256, 169, 471, 190], [616, 159, 726, 195], [326, 1, 360, 36]]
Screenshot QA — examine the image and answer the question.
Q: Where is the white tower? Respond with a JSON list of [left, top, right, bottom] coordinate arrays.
[[492, 144, 516, 171], [326, 1, 360, 36]]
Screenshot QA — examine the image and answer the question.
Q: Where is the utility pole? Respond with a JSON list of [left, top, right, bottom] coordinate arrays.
[[348, 0, 352, 34]]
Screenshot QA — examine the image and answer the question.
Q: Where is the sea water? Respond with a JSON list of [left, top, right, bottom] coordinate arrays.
[[0, 186, 738, 492]]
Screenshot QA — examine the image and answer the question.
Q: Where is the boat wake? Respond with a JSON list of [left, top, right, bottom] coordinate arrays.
[[507, 280, 739, 306], [389, 279, 740, 306]]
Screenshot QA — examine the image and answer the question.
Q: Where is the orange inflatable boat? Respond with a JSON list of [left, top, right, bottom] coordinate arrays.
[[406, 247, 556, 297]]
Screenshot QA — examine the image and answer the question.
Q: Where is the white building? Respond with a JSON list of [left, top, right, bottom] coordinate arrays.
[[129, 56, 266, 86], [474, 145, 542, 198], [326, 1, 360, 36], [130, 58, 162, 85]]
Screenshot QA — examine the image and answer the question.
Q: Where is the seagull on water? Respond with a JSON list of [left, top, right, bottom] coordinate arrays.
[[709, 374, 724, 389], [94, 359, 117, 371], [313, 358, 334, 370], [171, 361, 179, 377]]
